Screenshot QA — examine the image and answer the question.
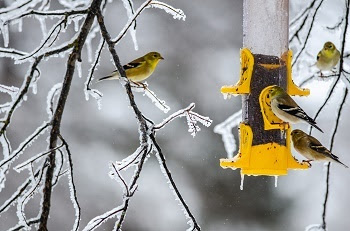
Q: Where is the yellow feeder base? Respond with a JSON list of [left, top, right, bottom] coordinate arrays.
[[220, 124, 309, 176], [220, 48, 311, 176]]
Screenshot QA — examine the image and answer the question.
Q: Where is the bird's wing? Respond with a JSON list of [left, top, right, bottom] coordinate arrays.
[[317, 51, 321, 61], [123, 57, 146, 70], [308, 136, 339, 160], [277, 103, 313, 122], [109, 58, 146, 75]]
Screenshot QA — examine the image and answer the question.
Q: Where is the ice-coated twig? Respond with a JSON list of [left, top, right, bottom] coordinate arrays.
[[58, 134, 81, 231], [115, 146, 146, 171], [151, 135, 201, 231], [0, 170, 40, 214], [83, 205, 125, 231], [0, 58, 42, 136], [110, 163, 130, 196], [0, 121, 50, 169], [14, 144, 64, 172], [18, 18, 67, 61], [153, 103, 212, 137], [214, 109, 242, 158], [17, 163, 46, 227], [0, 47, 27, 59], [147, 1, 186, 21], [131, 82, 170, 113], [112, 0, 185, 44]]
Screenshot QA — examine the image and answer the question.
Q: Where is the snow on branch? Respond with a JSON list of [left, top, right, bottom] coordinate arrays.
[[112, 0, 185, 45]]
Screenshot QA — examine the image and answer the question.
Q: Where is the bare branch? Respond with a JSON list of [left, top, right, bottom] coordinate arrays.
[[151, 134, 201, 230]]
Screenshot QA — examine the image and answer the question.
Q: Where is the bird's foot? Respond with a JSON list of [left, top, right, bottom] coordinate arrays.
[[302, 160, 313, 167]]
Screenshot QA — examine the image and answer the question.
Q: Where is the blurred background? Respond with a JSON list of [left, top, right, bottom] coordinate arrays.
[[0, 0, 349, 230]]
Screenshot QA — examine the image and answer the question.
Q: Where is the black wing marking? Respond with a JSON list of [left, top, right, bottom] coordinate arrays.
[[123, 61, 142, 70], [277, 104, 311, 121]]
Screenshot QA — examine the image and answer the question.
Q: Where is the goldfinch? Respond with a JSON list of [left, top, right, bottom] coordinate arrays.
[[316, 41, 340, 72], [98, 52, 164, 82], [291, 129, 348, 168], [269, 86, 323, 133]]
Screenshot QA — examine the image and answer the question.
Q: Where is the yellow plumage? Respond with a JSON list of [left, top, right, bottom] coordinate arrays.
[[316, 41, 340, 72], [98, 52, 164, 83]]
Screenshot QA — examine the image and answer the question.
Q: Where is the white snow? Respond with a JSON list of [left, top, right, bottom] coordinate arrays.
[[240, 173, 244, 190]]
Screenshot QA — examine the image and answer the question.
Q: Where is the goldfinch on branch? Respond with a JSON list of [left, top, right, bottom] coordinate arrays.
[[316, 41, 340, 72], [269, 86, 323, 133], [291, 129, 348, 168], [98, 51, 164, 83]]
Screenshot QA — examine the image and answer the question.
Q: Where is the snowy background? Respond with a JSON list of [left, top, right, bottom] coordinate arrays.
[[0, 0, 349, 230]]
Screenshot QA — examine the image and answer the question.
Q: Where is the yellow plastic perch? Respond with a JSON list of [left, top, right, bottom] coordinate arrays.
[[220, 48, 310, 176]]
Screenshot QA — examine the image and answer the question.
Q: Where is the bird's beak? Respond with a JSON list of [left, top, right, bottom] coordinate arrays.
[[160, 56, 164, 60]]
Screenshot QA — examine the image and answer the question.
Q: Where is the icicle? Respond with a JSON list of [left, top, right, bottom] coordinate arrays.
[[130, 28, 138, 51], [76, 61, 82, 78], [274, 176, 278, 188], [73, 17, 81, 32], [121, 0, 138, 50], [0, 21, 9, 47], [37, 16, 48, 38], [17, 18, 23, 32], [240, 173, 245, 190], [46, 83, 62, 118]]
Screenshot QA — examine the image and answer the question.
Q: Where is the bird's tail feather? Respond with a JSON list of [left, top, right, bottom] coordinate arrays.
[[308, 121, 324, 133], [97, 75, 118, 82], [333, 159, 349, 168]]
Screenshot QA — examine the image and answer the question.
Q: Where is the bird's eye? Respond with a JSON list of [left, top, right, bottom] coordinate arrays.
[[153, 54, 158, 58]]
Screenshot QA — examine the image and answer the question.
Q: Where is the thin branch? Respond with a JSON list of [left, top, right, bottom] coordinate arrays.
[[14, 144, 64, 171], [0, 121, 50, 168], [0, 170, 40, 213], [58, 134, 81, 231], [310, 0, 349, 134], [292, 0, 325, 66], [150, 134, 201, 231], [327, 17, 344, 30], [321, 88, 348, 230], [154, 103, 195, 130], [290, 0, 317, 26], [38, 1, 104, 229], [112, 0, 152, 44]]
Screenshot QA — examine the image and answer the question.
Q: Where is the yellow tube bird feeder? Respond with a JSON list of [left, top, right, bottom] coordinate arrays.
[[220, 48, 310, 176]]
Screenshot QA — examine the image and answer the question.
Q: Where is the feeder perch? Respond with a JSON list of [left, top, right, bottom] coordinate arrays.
[[220, 48, 310, 176]]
